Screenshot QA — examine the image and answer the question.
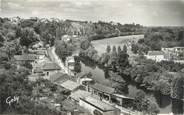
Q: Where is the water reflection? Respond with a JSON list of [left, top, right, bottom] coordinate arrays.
[[154, 92, 171, 108], [172, 99, 183, 114]]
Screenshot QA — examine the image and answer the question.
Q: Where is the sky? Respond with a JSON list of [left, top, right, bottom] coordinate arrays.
[[0, 0, 184, 26]]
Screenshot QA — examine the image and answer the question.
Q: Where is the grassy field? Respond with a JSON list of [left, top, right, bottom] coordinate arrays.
[[92, 34, 144, 55]]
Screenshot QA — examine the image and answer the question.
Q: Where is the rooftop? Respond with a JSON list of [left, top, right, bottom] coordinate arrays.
[[66, 56, 75, 63], [113, 94, 134, 100], [147, 51, 164, 56], [70, 90, 91, 101], [33, 67, 43, 73], [14, 54, 37, 61], [60, 80, 80, 91], [90, 83, 115, 94], [35, 50, 46, 55], [42, 62, 61, 71], [81, 96, 117, 112], [50, 72, 69, 83]]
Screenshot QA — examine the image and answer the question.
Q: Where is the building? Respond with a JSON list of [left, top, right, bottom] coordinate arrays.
[[79, 96, 120, 115], [162, 47, 184, 60], [0, 49, 8, 62], [145, 51, 165, 62], [65, 56, 75, 71], [13, 54, 37, 69], [14, 54, 37, 64], [113, 94, 134, 108], [88, 83, 115, 103], [60, 80, 81, 92], [32, 66, 43, 74], [28, 74, 40, 82], [42, 62, 61, 79], [31, 41, 44, 50], [50, 72, 69, 84], [62, 35, 71, 42], [35, 49, 47, 60], [70, 90, 91, 102]]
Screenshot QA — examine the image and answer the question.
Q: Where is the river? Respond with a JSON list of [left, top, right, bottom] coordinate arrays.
[[76, 35, 184, 114]]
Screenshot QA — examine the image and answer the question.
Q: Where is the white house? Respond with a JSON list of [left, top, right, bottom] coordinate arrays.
[[162, 47, 184, 60], [65, 56, 75, 71], [146, 51, 165, 62]]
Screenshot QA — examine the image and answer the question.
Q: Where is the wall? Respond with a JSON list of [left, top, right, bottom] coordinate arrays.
[[146, 55, 164, 62]]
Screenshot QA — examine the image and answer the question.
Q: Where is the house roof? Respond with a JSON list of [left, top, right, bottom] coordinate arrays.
[[60, 80, 80, 91], [81, 96, 117, 112], [42, 62, 61, 71], [35, 50, 46, 55], [66, 56, 75, 63], [90, 83, 115, 94], [0, 50, 8, 58], [147, 51, 164, 56], [14, 54, 37, 61], [70, 90, 91, 101], [50, 72, 69, 83], [33, 67, 43, 73], [113, 94, 134, 100]]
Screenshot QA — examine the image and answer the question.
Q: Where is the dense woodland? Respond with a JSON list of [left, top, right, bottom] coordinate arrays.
[[131, 27, 184, 54]]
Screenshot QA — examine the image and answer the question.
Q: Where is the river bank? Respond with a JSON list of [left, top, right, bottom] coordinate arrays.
[[91, 34, 144, 55]]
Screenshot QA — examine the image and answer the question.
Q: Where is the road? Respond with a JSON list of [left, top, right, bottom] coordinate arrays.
[[47, 46, 74, 76]]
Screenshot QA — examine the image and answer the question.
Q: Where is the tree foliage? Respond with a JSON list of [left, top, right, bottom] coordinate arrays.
[[20, 27, 39, 47], [106, 45, 111, 53]]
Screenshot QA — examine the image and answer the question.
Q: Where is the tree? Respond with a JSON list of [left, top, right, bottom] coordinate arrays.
[[0, 33, 4, 47], [106, 45, 111, 53], [81, 39, 90, 50], [112, 46, 116, 53], [117, 50, 129, 72], [0, 33, 4, 43], [171, 74, 184, 99], [123, 45, 127, 53], [55, 40, 74, 62], [41, 31, 55, 46], [178, 31, 184, 46], [100, 53, 110, 65], [131, 43, 139, 54], [134, 90, 159, 114], [20, 27, 39, 47], [117, 46, 121, 54], [110, 46, 118, 70], [0, 67, 32, 113]]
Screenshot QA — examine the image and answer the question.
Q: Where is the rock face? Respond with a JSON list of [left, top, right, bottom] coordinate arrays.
[[6, 17, 142, 40]]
